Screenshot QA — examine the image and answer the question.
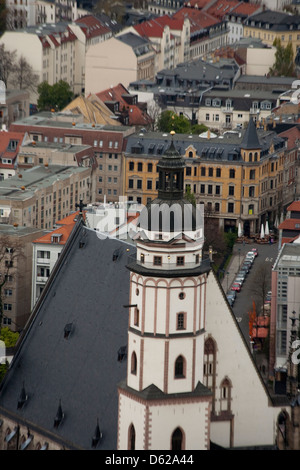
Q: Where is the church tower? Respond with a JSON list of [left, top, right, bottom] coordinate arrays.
[[117, 134, 212, 451]]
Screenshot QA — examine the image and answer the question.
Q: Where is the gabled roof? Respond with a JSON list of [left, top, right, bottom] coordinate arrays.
[[95, 83, 152, 127], [62, 95, 121, 126], [33, 211, 81, 245], [0, 220, 136, 449], [173, 7, 220, 32], [134, 14, 185, 39], [287, 201, 300, 212], [0, 130, 26, 168], [74, 14, 111, 39]]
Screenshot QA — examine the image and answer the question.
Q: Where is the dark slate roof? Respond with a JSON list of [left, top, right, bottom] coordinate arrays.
[[124, 128, 285, 163], [0, 220, 136, 450], [241, 117, 261, 149], [245, 9, 300, 30]]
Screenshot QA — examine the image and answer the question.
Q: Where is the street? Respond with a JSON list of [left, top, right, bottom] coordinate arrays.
[[224, 242, 280, 346]]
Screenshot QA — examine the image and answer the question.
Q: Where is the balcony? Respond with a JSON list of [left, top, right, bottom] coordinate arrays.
[[37, 257, 50, 265], [36, 276, 49, 283]]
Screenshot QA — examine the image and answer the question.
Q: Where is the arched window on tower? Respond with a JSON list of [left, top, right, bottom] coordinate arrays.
[[131, 352, 137, 375], [128, 424, 136, 450], [174, 355, 185, 378], [220, 377, 232, 413], [204, 337, 217, 413], [171, 427, 184, 450]]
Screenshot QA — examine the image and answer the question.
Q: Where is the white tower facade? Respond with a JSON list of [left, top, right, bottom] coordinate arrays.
[[117, 137, 212, 450]]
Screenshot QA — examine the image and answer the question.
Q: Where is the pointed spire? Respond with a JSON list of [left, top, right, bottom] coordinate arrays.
[[241, 117, 261, 150]]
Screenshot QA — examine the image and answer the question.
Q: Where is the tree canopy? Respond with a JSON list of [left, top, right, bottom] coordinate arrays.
[[156, 110, 208, 134], [269, 38, 296, 77], [37, 80, 74, 111]]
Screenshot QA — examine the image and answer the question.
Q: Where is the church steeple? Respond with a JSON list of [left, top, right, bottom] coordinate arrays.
[[241, 117, 261, 150], [157, 132, 185, 201]]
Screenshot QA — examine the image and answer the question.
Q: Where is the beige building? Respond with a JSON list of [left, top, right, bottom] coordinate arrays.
[[85, 32, 156, 96], [0, 165, 92, 230], [17, 140, 93, 169], [0, 224, 44, 331]]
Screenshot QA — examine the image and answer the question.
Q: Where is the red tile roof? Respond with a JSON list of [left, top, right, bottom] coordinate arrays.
[[279, 126, 300, 151], [33, 211, 81, 245], [287, 201, 300, 212], [173, 7, 219, 32], [0, 130, 26, 169], [278, 218, 300, 230], [75, 14, 111, 39], [95, 83, 152, 127]]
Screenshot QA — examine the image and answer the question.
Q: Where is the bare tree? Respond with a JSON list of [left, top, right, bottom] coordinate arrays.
[[0, 44, 16, 87], [10, 55, 39, 92], [0, 235, 24, 333], [249, 264, 271, 315]]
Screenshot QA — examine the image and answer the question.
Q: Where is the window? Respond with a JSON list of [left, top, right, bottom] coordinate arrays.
[[176, 256, 184, 266], [200, 184, 205, 194], [134, 307, 139, 326], [147, 180, 152, 190], [174, 355, 185, 378], [216, 168, 221, 177], [172, 428, 184, 451], [249, 186, 255, 197], [229, 169, 235, 178], [128, 179, 133, 189], [186, 167, 191, 176], [215, 185, 220, 195], [131, 352, 137, 374], [129, 161, 134, 171], [228, 202, 234, 213], [4, 289, 12, 296], [137, 162, 143, 171], [209, 167, 213, 177], [249, 169, 255, 180], [137, 180, 142, 189], [228, 186, 234, 196], [148, 163, 153, 172], [177, 312, 185, 330], [208, 185, 213, 194], [128, 424, 135, 451], [215, 202, 220, 212], [4, 303, 12, 311], [153, 256, 162, 266], [201, 167, 206, 176]]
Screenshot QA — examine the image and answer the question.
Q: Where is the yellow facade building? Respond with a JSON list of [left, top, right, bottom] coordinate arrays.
[[124, 121, 291, 236], [243, 9, 300, 57]]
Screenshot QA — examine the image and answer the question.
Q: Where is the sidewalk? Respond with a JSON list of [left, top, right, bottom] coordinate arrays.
[[221, 243, 252, 293]]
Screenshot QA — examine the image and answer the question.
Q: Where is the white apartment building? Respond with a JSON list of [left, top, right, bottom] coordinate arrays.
[[31, 212, 78, 307], [0, 15, 111, 99], [6, 0, 80, 29]]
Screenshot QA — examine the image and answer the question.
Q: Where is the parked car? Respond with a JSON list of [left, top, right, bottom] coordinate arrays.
[[235, 276, 244, 285], [240, 265, 249, 275], [227, 294, 235, 306], [243, 260, 252, 268], [245, 252, 255, 262], [265, 291, 272, 304], [231, 283, 241, 292], [251, 248, 258, 257]]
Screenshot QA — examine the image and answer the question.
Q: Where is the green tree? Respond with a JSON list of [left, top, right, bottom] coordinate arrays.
[[37, 80, 74, 111], [184, 185, 196, 206], [157, 110, 190, 134], [269, 38, 296, 76]]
